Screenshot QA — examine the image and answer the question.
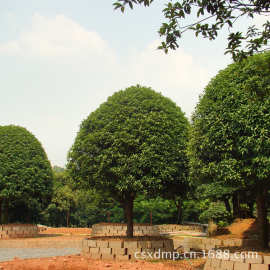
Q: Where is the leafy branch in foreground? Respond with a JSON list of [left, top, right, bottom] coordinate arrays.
[[113, 0, 270, 61]]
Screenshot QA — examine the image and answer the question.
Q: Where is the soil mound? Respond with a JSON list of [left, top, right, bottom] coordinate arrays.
[[215, 218, 258, 239]]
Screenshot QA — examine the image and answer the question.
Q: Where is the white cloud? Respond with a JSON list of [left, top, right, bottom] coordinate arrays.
[[0, 14, 115, 60], [127, 40, 210, 89]]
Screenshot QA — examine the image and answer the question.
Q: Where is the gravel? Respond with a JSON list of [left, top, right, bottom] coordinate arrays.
[[0, 248, 80, 262]]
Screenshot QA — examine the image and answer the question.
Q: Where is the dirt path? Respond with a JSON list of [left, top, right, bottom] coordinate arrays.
[[0, 255, 205, 270]]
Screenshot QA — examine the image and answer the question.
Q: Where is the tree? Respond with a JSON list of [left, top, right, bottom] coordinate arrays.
[[134, 195, 178, 224], [0, 125, 53, 224], [68, 85, 189, 237], [113, 0, 270, 61], [188, 52, 270, 248], [50, 171, 77, 227]]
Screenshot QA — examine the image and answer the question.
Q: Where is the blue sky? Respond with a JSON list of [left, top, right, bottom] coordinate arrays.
[[0, 1, 267, 167]]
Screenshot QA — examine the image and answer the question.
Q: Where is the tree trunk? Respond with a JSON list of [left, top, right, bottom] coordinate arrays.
[[256, 188, 269, 249], [247, 201, 254, 218], [0, 199, 2, 224], [224, 198, 231, 214], [2, 200, 9, 224], [125, 198, 134, 238], [122, 202, 127, 223], [66, 210, 70, 227], [176, 200, 183, 224], [232, 193, 240, 219]]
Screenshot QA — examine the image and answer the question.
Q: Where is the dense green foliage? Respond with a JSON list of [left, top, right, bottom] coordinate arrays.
[[114, 0, 270, 61], [43, 168, 186, 227], [0, 125, 53, 224], [188, 52, 270, 247], [67, 85, 189, 236]]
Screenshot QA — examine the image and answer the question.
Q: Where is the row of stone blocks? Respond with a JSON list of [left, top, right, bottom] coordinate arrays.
[[174, 237, 259, 252], [91, 223, 206, 237], [82, 238, 174, 261], [91, 224, 159, 237], [93, 231, 159, 237], [156, 224, 205, 233], [204, 254, 270, 270], [0, 224, 38, 239]]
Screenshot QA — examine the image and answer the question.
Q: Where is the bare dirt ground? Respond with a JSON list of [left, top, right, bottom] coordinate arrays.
[[0, 255, 205, 270], [214, 218, 258, 240]]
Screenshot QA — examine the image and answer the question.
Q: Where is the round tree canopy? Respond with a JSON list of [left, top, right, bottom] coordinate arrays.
[[189, 51, 270, 188], [0, 125, 53, 223], [68, 85, 189, 202]]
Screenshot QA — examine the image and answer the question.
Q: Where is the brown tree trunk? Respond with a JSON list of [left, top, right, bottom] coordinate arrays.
[[66, 210, 70, 227], [121, 202, 127, 223], [0, 199, 2, 224], [256, 188, 269, 249], [232, 192, 240, 219], [125, 198, 134, 238], [2, 200, 9, 224], [247, 200, 254, 218], [176, 200, 183, 224], [224, 198, 231, 214]]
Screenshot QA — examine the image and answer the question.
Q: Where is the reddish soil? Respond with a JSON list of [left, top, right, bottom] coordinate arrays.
[[214, 218, 258, 240], [40, 227, 92, 235], [0, 255, 205, 270]]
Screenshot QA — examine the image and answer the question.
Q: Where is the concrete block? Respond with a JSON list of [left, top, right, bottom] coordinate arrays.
[[96, 241, 109, 248], [251, 264, 268, 270], [87, 239, 97, 247], [109, 241, 123, 248], [163, 240, 174, 249], [100, 247, 112, 255], [173, 240, 183, 250], [246, 255, 263, 264], [223, 239, 236, 247], [221, 260, 234, 270], [203, 265, 213, 270], [204, 259, 212, 268], [263, 255, 270, 265], [151, 241, 164, 248], [196, 243, 206, 250], [112, 248, 127, 256], [230, 253, 245, 263], [89, 247, 100, 254], [82, 246, 90, 253], [211, 258, 221, 268], [234, 239, 244, 246], [234, 262, 251, 270], [203, 239, 213, 245], [137, 241, 148, 248], [124, 241, 138, 249], [204, 244, 215, 251], [116, 255, 130, 261], [127, 248, 142, 257], [213, 239, 223, 246]]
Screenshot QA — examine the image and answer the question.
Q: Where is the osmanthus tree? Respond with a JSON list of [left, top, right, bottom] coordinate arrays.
[[113, 0, 270, 61], [188, 52, 270, 248], [0, 125, 53, 223], [67, 85, 189, 237]]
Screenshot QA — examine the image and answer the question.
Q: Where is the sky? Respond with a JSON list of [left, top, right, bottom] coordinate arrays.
[[0, 1, 267, 167]]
